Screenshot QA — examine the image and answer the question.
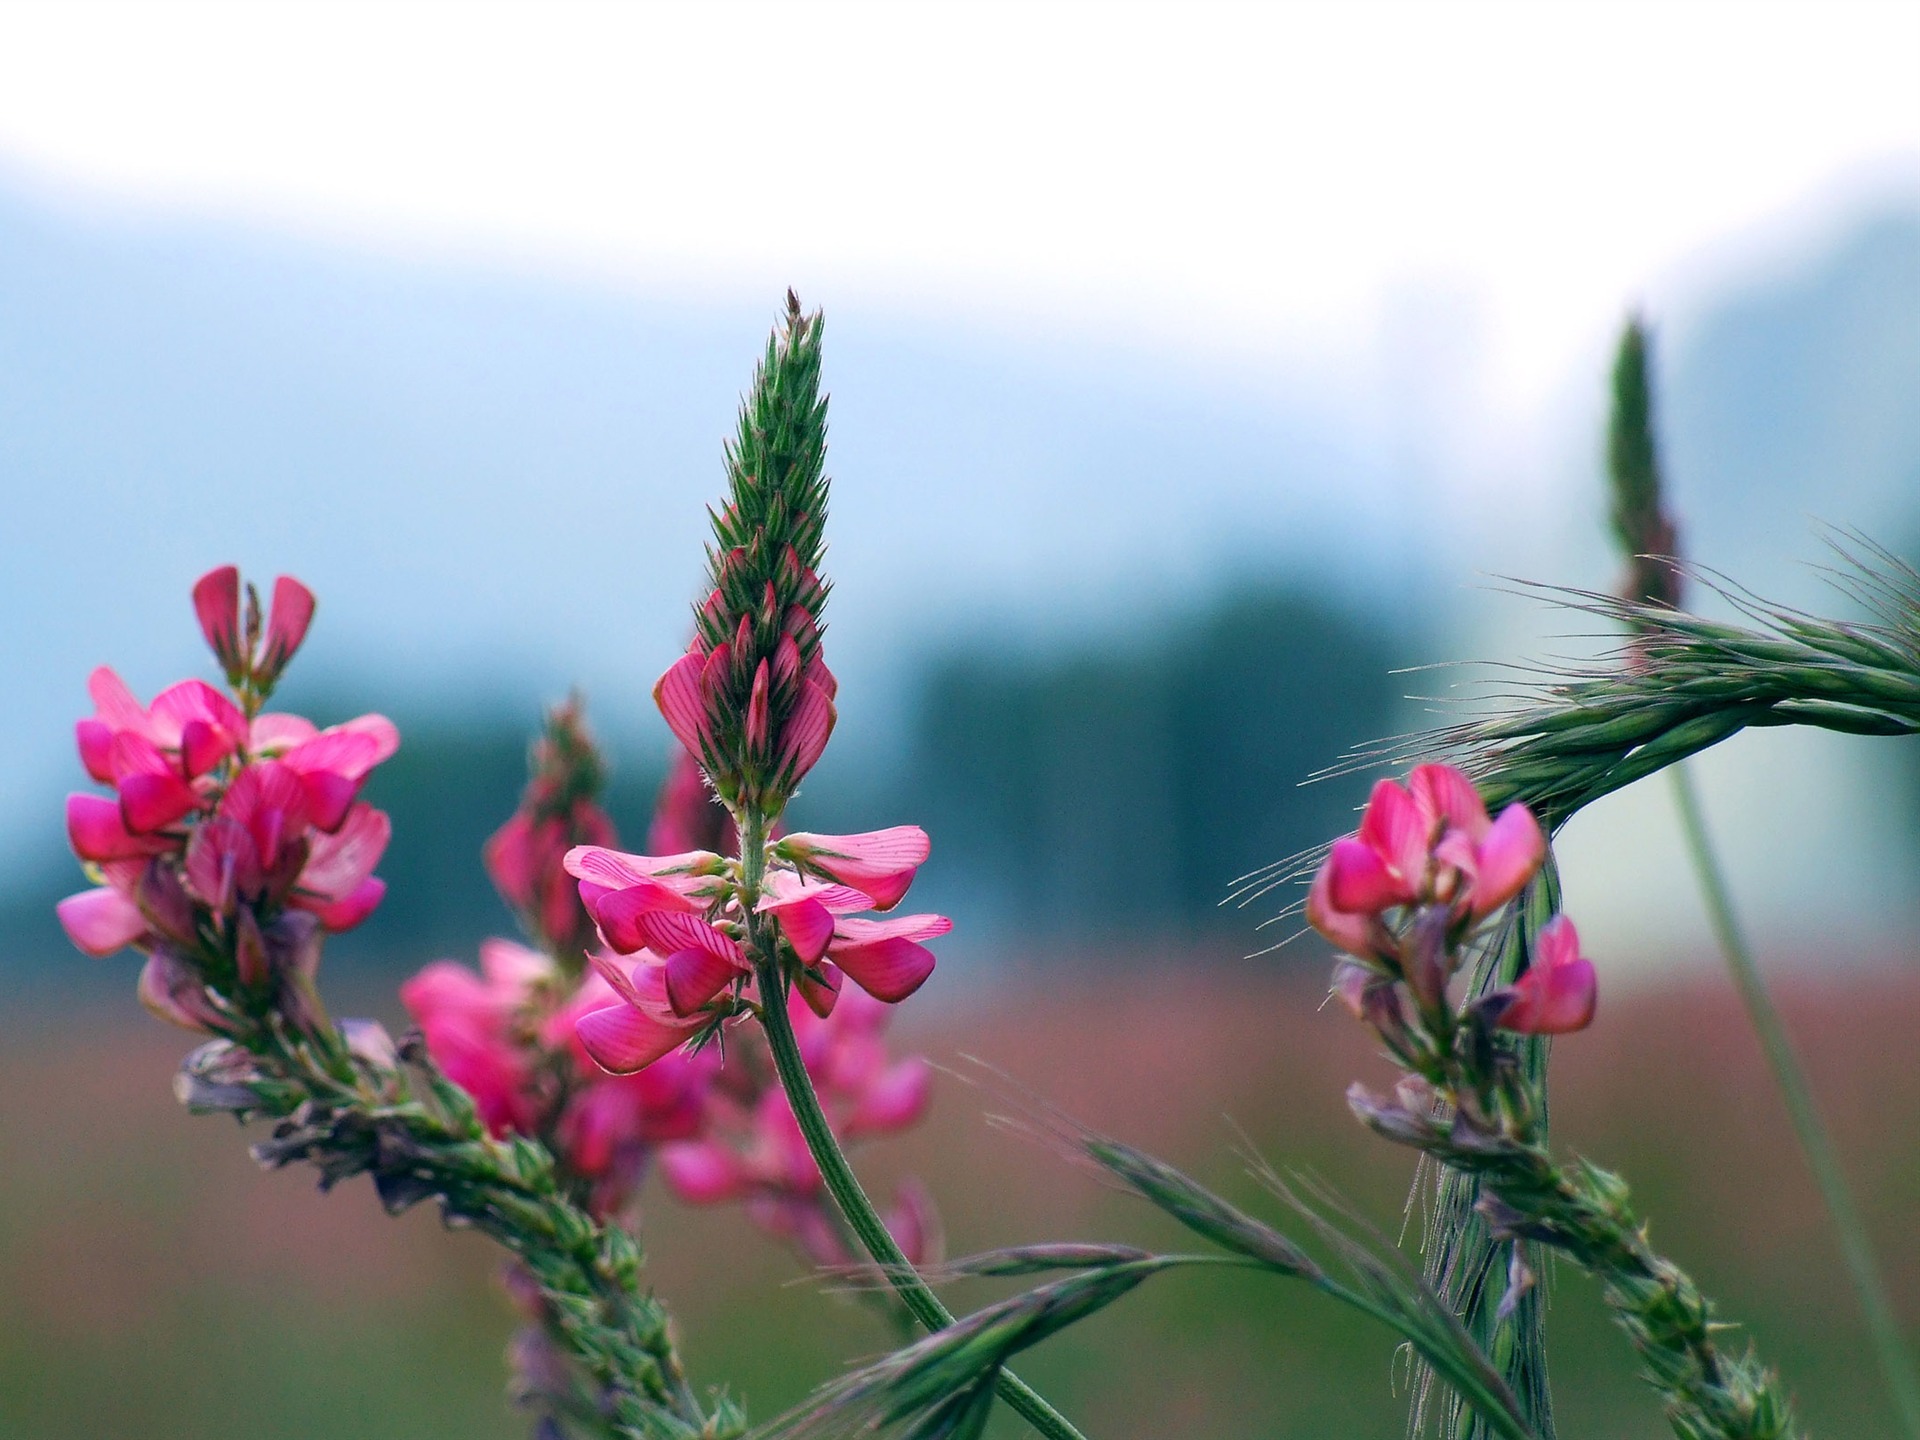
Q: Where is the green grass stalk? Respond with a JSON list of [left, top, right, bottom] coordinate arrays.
[[737, 809, 1090, 1440], [1668, 762, 1920, 1438]]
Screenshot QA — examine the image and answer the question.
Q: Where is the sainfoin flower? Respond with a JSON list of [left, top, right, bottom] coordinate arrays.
[[1487, 916, 1598, 1034], [1307, 762, 1546, 953], [57, 565, 398, 1033]]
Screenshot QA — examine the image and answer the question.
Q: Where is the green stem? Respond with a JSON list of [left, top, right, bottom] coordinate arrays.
[[1668, 762, 1920, 1438], [737, 812, 1089, 1440]]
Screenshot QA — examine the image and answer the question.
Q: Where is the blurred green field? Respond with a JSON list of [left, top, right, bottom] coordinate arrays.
[[3, 960, 1916, 1438]]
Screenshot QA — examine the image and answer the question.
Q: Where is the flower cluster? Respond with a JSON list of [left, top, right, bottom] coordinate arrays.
[[483, 696, 619, 966], [1307, 762, 1594, 1070], [660, 986, 939, 1270], [58, 565, 396, 1033], [566, 825, 948, 1075]]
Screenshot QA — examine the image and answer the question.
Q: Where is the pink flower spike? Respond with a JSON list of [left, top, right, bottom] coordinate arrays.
[[57, 886, 148, 956], [192, 566, 243, 672], [66, 793, 169, 863], [575, 1003, 693, 1075], [1469, 803, 1548, 918], [1495, 916, 1598, 1035], [654, 650, 714, 758], [777, 826, 930, 912], [260, 575, 317, 678]]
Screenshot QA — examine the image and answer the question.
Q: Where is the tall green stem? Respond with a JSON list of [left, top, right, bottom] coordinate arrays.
[[1668, 762, 1920, 1437], [737, 811, 1089, 1440]]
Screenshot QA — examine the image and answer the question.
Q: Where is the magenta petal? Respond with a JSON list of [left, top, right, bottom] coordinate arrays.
[[1409, 762, 1492, 841], [796, 961, 843, 1018], [831, 913, 952, 946], [654, 651, 713, 757], [184, 816, 262, 909], [76, 719, 116, 782], [846, 1057, 932, 1136], [263, 576, 316, 673], [295, 803, 389, 900], [192, 565, 242, 668], [589, 880, 698, 953], [779, 826, 930, 911], [831, 936, 937, 1003], [773, 896, 836, 964], [304, 876, 385, 931], [296, 769, 361, 833], [633, 910, 742, 966], [1356, 780, 1427, 891], [776, 678, 836, 782], [1305, 861, 1372, 955], [1470, 804, 1547, 917], [58, 886, 149, 956], [67, 793, 167, 863], [249, 712, 319, 754], [1535, 914, 1581, 969], [87, 666, 149, 735], [663, 946, 739, 1016], [660, 1142, 746, 1204], [587, 950, 644, 1007], [575, 1003, 688, 1075], [1325, 836, 1407, 913], [116, 767, 200, 834]]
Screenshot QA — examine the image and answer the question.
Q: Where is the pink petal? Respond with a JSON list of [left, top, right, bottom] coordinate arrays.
[[831, 913, 952, 946], [1305, 860, 1373, 955], [177, 718, 233, 778], [138, 949, 222, 1031], [218, 760, 313, 865], [1469, 804, 1547, 918], [1356, 779, 1428, 891], [663, 945, 740, 1016], [796, 961, 843, 1018], [745, 657, 771, 756], [660, 1141, 747, 1203], [563, 844, 722, 891], [76, 719, 116, 783], [1409, 763, 1492, 842], [654, 650, 714, 758], [296, 803, 391, 899], [192, 565, 242, 670], [338, 713, 400, 764], [87, 666, 149, 735], [249, 712, 319, 754], [148, 680, 247, 753], [829, 936, 937, 1003], [770, 896, 836, 964], [302, 876, 386, 931], [57, 886, 149, 956], [1325, 836, 1410, 913], [1536, 914, 1582, 970], [479, 937, 552, 992], [778, 826, 930, 911], [587, 879, 701, 953], [775, 677, 835, 784], [575, 1002, 690, 1075], [67, 793, 169, 862], [110, 734, 200, 833], [586, 950, 645, 1008], [633, 910, 743, 966], [845, 1057, 932, 1136], [184, 816, 263, 909], [261, 575, 316, 675], [483, 812, 538, 909]]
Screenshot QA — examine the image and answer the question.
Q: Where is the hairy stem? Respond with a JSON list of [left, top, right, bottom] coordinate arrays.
[[1669, 762, 1920, 1437], [737, 810, 1089, 1440]]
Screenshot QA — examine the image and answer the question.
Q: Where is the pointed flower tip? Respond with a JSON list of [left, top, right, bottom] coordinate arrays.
[[191, 565, 242, 671], [265, 576, 316, 663]]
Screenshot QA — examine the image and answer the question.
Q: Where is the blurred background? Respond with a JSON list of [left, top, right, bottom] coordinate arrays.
[[0, 1, 1916, 1435]]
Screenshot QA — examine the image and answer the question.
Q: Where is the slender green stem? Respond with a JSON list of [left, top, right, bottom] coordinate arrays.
[[737, 812, 1089, 1440], [1669, 762, 1920, 1438]]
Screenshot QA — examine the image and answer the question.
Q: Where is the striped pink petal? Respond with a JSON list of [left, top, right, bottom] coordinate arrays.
[[563, 844, 723, 891], [632, 911, 743, 968], [192, 565, 242, 670], [87, 666, 149, 736], [654, 650, 713, 758], [1305, 860, 1373, 955], [777, 826, 930, 912], [663, 946, 741, 1017], [58, 886, 149, 956], [575, 1002, 692, 1075], [110, 734, 200, 833], [776, 678, 835, 783], [249, 712, 319, 755], [795, 961, 843, 1018], [1355, 779, 1428, 892], [293, 803, 390, 904], [184, 816, 263, 910], [260, 576, 316, 677], [1409, 762, 1492, 842], [587, 878, 703, 953]]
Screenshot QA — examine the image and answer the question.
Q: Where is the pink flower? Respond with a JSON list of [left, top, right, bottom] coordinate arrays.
[[401, 940, 554, 1137], [1308, 763, 1545, 952], [57, 883, 150, 957], [1490, 916, 1598, 1034], [774, 827, 929, 911]]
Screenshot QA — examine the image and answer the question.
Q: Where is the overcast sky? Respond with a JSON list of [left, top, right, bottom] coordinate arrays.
[[0, 0, 1912, 416]]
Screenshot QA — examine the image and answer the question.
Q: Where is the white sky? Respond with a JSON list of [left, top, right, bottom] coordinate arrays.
[[0, 0, 1913, 415]]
